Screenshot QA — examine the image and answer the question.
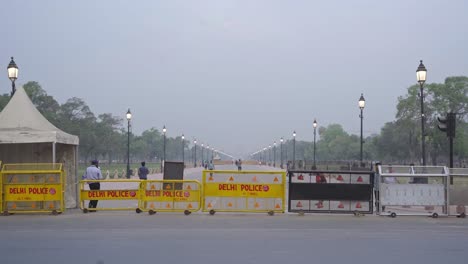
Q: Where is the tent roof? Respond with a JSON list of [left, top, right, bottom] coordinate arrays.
[[0, 87, 79, 145]]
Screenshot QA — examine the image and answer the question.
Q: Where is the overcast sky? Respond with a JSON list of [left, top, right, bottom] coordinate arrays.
[[1, 0, 467, 158]]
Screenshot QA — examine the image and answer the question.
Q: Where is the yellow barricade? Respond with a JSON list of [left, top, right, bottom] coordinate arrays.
[[80, 179, 141, 213], [139, 180, 201, 215], [202, 170, 286, 215], [1, 163, 65, 215]]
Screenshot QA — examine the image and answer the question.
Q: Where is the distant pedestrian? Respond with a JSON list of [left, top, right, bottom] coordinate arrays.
[[237, 159, 242, 171], [83, 160, 103, 212], [138, 161, 149, 180]]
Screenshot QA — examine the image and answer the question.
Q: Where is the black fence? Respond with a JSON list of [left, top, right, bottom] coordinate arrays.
[[288, 169, 374, 214]]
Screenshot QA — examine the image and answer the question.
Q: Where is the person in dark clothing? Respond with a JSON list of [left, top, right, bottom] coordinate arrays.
[[138, 161, 149, 180]]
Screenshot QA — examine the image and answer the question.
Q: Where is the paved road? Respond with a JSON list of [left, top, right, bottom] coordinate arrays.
[[1, 165, 467, 264]]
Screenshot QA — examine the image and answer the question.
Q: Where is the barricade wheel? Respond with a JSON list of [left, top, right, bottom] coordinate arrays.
[[2, 211, 9, 216], [83, 209, 88, 214], [184, 210, 191, 216], [298, 210, 305, 216], [149, 210, 156, 215], [390, 212, 397, 218], [51, 210, 58, 216], [136, 208, 142, 214], [432, 213, 438, 218], [209, 210, 216, 215], [268, 211, 274, 216], [457, 212, 466, 218]]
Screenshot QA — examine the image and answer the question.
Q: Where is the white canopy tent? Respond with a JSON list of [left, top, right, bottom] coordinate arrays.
[[0, 87, 79, 208]]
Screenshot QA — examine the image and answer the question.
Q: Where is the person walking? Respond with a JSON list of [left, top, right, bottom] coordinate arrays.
[[83, 160, 102, 212], [237, 159, 242, 171], [138, 161, 149, 180]]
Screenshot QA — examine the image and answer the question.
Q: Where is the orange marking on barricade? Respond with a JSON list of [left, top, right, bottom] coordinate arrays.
[[273, 177, 279, 182], [252, 176, 257, 182], [11, 203, 17, 209], [229, 176, 234, 182], [31, 202, 36, 209], [254, 202, 260, 208], [296, 201, 303, 208], [149, 203, 155, 209], [207, 202, 213, 208], [357, 176, 363, 182], [208, 175, 214, 181], [12, 176, 18, 183], [165, 203, 171, 209], [338, 202, 344, 208], [186, 185, 192, 190], [48, 176, 55, 182], [356, 202, 362, 209], [49, 203, 55, 209], [29, 175, 35, 182], [227, 202, 233, 207], [165, 184, 171, 190], [275, 204, 281, 209], [337, 175, 344, 181], [150, 184, 156, 190], [187, 203, 193, 209]]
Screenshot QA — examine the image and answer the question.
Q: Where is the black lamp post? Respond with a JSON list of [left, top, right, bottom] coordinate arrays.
[[7, 57, 18, 97], [313, 119, 317, 168], [359, 94, 365, 166], [273, 141, 277, 167], [292, 131, 296, 169], [280, 137, 284, 169], [126, 109, 132, 178], [194, 139, 197, 167], [417, 60, 427, 166], [181, 134, 185, 166]]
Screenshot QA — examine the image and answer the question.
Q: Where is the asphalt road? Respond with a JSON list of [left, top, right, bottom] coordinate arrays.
[[0, 165, 467, 264]]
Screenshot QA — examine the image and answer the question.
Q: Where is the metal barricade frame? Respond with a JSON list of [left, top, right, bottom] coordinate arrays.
[[138, 180, 202, 215], [1, 163, 65, 215], [449, 168, 468, 218], [377, 165, 449, 218], [288, 169, 374, 215], [79, 179, 141, 213], [201, 170, 286, 215]]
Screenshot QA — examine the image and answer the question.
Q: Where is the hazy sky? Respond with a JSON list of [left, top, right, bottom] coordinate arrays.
[[1, 0, 467, 158]]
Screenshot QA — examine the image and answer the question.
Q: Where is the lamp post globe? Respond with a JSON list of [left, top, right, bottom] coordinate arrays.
[[7, 57, 19, 97], [126, 109, 132, 178]]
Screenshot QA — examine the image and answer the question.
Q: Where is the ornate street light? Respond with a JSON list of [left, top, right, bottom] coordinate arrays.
[[417, 60, 427, 166], [273, 141, 277, 167], [7, 57, 18, 97], [313, 119, 317, 168], [359, 94, 365, 166], [126, 109, 132, 178]]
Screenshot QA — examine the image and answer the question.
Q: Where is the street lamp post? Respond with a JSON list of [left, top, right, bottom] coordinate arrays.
[[201, 143, 204, 166], [292, 131, 296, 169], [313, 119, 317, 168], [162, 125, 167, 172], [126, 109, 132, 178], [263, 147, 267, 165], [273, 141, 277, 167], [194, 139, 197, 167], [280, 137, 284, 169], [181, 134, 185, 166], [359, 94, 365, 166], [417, 60, 427, 166], [7, 57, 18, 97], [211, 147, 214, 161]]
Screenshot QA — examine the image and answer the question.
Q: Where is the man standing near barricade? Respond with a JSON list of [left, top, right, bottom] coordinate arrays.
[[138, 161, 149, 180], [83, 160, 103, 212]]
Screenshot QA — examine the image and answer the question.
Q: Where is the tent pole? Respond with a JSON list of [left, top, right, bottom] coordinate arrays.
[[52, 142, 56, 164]]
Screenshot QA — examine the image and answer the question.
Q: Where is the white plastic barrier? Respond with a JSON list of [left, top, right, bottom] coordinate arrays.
[[377, 165, 449, 218]]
